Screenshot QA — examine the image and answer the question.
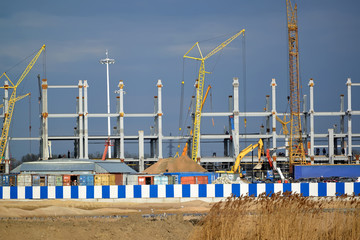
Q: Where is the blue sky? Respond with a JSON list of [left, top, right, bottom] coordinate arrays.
[[0, 0, 359, 160]]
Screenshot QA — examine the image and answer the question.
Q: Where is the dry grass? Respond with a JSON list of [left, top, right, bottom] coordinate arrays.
[[189, 192, 360, 240]]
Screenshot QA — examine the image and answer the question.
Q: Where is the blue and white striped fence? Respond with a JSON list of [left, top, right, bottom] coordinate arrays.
[[1, 183, 359, 200]]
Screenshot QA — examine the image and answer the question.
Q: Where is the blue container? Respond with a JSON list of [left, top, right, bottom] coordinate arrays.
[[2, 175, 9, 186], [294, 164, 360, 180], [32, 175, 40, 186], [86, 175, 94, 186], [79, 175, 87, 186], [163, 172, 218, 184]]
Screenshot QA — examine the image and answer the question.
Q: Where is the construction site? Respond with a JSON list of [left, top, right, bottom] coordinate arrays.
[[1, 1, 360, 240], [0, 1, 359, 184]]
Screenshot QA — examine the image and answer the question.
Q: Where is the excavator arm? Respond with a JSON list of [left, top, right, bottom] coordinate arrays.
[[218, 139, 263, 174]]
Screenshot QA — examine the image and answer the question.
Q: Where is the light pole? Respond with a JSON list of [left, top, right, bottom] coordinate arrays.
[[100, 50, 115, 158]]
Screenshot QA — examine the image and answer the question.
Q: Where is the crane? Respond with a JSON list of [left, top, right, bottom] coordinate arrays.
[[286, 0, 307, 165], [0, 45, 46, 161], [184, 29, 245, 162], [217, 139, 263, 174]]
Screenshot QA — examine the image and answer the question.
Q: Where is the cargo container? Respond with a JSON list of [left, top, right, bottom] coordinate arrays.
[[18, 174, 32, 186], [9, 175, 16, 186], [294, 164, 360, 180], [63, 175, 71, 186], [180, 176, 196, 184], [164, 172, 217, 184], [94, 175, 102, 185], [101, 174, 110, 185], [154, 175, 168, 185], [138, 176, 154, 185], [86, 175, 94, 186], [79, 175, 87, 186], [196, 176, 208, 184], [2, 175, 9, 186], [32, 175, 40, 186], [114, 174, 123, 185], [48, 175, 56, 186], [109, 174, 116, 185], [167, 175, 176, 184], [124, 174, 138, 185], [55, 175, 63, 186], [39, 175, 47, 186]]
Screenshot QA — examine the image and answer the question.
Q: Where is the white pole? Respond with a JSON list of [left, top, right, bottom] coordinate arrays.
[[233, 77, 240, 157], [308, 79, 315, 164], [346, 78, 353, 160], [119, 80, 125, 161], [271, 78, 277, 159], [83, 80, 89, 159], [78, 80, 83, 159], [157, 79, 163, 159], [100, 50, 115, 158]]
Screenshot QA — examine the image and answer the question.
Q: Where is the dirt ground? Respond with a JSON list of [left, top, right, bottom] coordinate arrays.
[[0, 200, 213, 240]]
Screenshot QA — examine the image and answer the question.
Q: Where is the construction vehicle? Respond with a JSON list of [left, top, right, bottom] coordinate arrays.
[[183, 29, 245, 162], [286, 0, 307, 165], [217, 139, 263, 175], [266, 148, 285, 182], [0, 44, 46, 161]]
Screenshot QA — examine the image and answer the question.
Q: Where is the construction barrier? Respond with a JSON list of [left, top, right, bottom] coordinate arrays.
[[0, 182, 359, 200]]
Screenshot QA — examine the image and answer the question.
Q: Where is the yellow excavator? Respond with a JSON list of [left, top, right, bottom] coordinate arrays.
[[217, 139, 263, 174]]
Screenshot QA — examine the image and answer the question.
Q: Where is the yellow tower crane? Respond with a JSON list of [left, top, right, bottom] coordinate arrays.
[[286, 0, 307, 165], [0, 44, 46, 161], [184, 29, 245, 162]]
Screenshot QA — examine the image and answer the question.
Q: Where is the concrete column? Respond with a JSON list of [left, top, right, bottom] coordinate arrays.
[[41, 78, 49, 160], [308, 79, 315, 164], [232, 78, 240, 157], [3, 80, 9, 173], [303, 94, 308, 153], [78, 80, 83, 159], [138, 130, 144, 172], [266, 95, 270, 150], [119, 80, 125, 161], [157, 79, 163, 159], [340, 94, 345, 151], [83, 80, 88, 159], [346, 78, 352, 160], [328, 128, 334, 164], [271, 78, 277, 159]]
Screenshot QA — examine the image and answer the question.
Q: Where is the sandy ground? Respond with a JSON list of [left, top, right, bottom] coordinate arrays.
[[0, 200, 213, 240]]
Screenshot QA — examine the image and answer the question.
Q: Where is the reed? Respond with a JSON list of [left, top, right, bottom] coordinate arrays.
[[189, 192, 360, 240]]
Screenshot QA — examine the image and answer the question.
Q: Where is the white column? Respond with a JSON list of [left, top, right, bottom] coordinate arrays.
[[271, 78, 277, 159], [119, 80, 125, 161], [3, 81, 9, 173], [78, 80, 83, 159], [346, 78, 352, 159], [83, 80, 89, 159], [328, 128, 334, 164], [232, 77, 240, 157], [308, 79, 315, 164], [157, 80, 163, 159], [41, 78, 49, 160], [138, 130, 144, 172]]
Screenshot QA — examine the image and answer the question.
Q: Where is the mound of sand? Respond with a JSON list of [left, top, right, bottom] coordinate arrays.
[[142, 155, 207, 174]]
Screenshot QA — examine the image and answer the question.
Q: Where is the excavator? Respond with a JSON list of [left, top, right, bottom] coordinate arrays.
[[217, 139, 264, 175]]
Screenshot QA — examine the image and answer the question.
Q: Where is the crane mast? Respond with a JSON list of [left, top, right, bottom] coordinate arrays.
[[184, 29, 245, 162], [0, 45, 45, 160], [286, 0, 306, 165]]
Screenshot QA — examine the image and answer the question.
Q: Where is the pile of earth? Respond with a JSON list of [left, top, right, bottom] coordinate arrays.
[[142, 155, 207, 174]]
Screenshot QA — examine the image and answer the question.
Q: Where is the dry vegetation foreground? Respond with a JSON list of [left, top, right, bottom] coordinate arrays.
[[0, 194, 359, 240]]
